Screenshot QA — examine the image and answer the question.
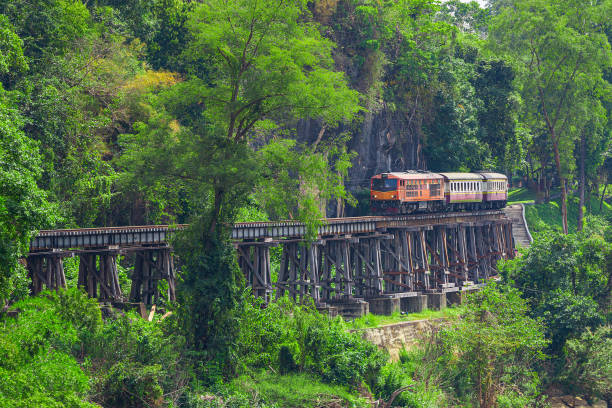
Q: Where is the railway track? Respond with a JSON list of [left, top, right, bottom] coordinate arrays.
[[30, 210, 506, 251]]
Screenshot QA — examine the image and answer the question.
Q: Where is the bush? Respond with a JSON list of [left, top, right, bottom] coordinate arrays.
[[98, 362, 164, 408], [235, 295, 388, 388], [85, 311, 187, 407], [0, 288, 189, 407], [0, 290, 98, 407], [535, 290, 604, 354], [439, 283, 547, 407], [561, 325, 612, 405]]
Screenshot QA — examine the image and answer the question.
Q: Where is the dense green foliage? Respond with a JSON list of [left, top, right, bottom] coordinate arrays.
[[562, 325, 612, 406], [370, 283, 547, 408], [1, 289, 188, 407], [439, 283, 547, 407], [0, 290, 98, 407], [1, 0, 611, 406], [500, 221, 611, 403], [236, 298, 387, 386]]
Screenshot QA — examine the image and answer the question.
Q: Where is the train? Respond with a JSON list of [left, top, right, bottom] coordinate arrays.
[[370, 170, 508, 214]]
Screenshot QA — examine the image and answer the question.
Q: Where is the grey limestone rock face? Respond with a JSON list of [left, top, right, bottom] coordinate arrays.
[[295, 110, 426, 217]]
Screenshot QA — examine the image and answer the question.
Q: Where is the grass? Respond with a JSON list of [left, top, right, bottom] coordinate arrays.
[[349, 307, 464, 329], [507, 187, 537, 204], [524, 193, 612, 234], [230, 371, 369, 407]]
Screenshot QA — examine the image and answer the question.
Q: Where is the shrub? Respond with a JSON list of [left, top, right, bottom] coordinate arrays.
[[0, 290, 97, 407], [97, 362, 164, 408], [439, 283, 547, 408], [85, 311, 187, 407], [235, 295, 388, 388], [561, 325, 612, 405], [535, 290, 604, 354]]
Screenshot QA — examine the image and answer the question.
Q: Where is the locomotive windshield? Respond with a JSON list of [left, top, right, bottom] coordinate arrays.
[[372, 178, 397, 192]]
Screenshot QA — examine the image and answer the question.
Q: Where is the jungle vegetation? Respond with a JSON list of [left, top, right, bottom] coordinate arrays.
[[0, 0, 610, 407]]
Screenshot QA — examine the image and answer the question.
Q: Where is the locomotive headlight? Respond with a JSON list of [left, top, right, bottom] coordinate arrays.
[[374, 195, 377, 198]]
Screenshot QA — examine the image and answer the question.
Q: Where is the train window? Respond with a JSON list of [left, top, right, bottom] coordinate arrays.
[[372, 178, 397, 192]]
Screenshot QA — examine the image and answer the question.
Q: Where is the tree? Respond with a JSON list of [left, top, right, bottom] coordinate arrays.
[[501, 231, 579, 297], [181, 0, 359, 234], [490, 0, 612, 234], [501, 231, 611, 305], [118, 0, 360, 374], [472, 59, 521, 174], [563, 325, 612, 406], [535, 290, 603, 353], [0, 20, 52, 305], [0, 0, 91, 76], [440, 283, 547, 408]]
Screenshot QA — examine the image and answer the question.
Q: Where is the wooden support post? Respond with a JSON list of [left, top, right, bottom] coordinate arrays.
[[308, 243, 320, 304], [276, 245, 289, 300], [373, 238, 383, 296]]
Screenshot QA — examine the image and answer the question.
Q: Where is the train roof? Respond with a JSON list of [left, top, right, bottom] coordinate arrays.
[[373, 171, 443, 180], [438, 172, 484, 180], [477, 172, 507, 180]]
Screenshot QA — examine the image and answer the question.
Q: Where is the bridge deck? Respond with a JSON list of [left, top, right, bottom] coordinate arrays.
[[30, 210, 505, 251]]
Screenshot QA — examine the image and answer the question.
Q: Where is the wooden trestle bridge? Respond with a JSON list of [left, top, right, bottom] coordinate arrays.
[[27, 210, 514, 315]]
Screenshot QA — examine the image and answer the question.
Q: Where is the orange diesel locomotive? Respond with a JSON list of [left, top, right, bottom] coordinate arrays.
[[370, 171, 444, 214], [370, 171, 507, 214]]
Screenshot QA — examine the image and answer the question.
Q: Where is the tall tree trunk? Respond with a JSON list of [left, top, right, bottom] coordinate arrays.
[[561, 178, 569, 234], [537, 82, 569, 233], [601, 183, 608, 211], [208, 186, 224, 238], [552, 139, 569, 234], [577, 132, 586, 232]]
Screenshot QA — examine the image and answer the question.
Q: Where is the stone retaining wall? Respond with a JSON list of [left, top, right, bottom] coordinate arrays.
[[354, 318, 446, 360]]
